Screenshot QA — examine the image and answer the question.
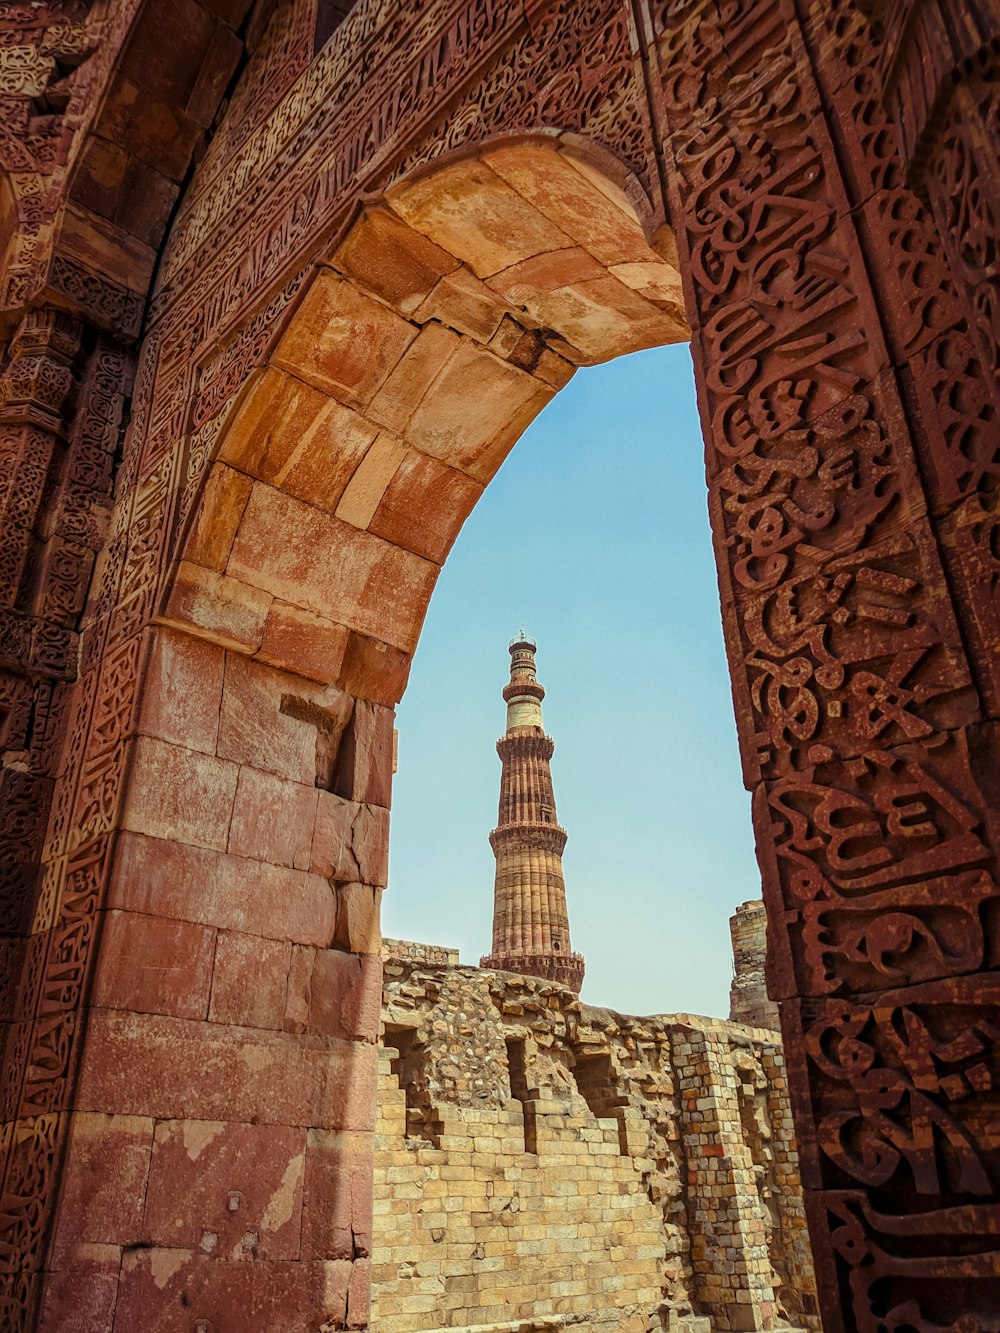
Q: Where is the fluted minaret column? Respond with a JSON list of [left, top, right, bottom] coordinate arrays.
[[480, 634, 584, 993]]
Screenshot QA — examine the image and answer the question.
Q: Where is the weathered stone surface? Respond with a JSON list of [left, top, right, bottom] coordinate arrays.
[[142, 1119, 306, 1258], [119, 735, 239, 852], [91, 911, 216, 1019], [159, 559, 273, 652], [273, 272, 419, 406], [227, 766, 318, 870], [209, 930, 293, 1030], [226, 484, 439, 652], [302, 1128, 375, 1261], [256, 599, 351, 683], [74, 1010, 378, 1129], [386, 158, 575, 280], [137, 626, 225, 756], [48, 1115, 154, 1263], [109, 831, 337, 946]]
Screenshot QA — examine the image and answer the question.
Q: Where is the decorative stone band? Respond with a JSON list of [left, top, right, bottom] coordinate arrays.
[[496, 733, 555, 761], [0, 608, 77, 681], [502, 678, 544, 703], [488, 822, 568, 855], [479, 950, 585, 993]]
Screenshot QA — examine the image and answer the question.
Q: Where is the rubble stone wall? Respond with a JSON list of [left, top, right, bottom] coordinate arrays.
[[372, 954, 818, 1333]]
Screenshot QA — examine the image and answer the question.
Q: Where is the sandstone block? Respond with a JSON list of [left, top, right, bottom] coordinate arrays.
[[113, 1250, 355, 1331], [37, 1243, 122, 1333], [138, 625, 225, 755], [109, 831, 337, 947], [143, 1119, 306, 1258], [366, 322, 461, 435], [183, 462, 253, 572], [159, 559, 272, 652], [332, 882, 382, 955], [336, 432, 408, 530], [302, 1128, 375, 1261], [91, 910, 216, 1019], [217, 652, 334, 784], [220, 366, 377, 511], [386, 158, 573, 279], [331, 204, 459, 316], [412, 265, 510, 342], [49, 1114, 154, 1264], [257, 599, 351, 684], [338, 630, 412, 707], [273, 271, 418, 405], [209, 930, 292, 1029], [287, 946, 382, 1042], [227, 484, 438, 653], [483, 143, 652, 267], [227, 765, 317, 869], [312, 790, 361, 881], [370, 448, 482, 565], [120, 735, 238, 851], [333, 699, 394, 807], [75, 1010, 377, 1129], [404, 339, 551, 484]]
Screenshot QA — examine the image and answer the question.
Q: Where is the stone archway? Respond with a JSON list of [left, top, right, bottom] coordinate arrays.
[[43, 140, 691, 1331], [1, 2, 998, 1331]]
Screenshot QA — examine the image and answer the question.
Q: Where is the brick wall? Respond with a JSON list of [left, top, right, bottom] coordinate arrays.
[[371, 956, 818, 1333]]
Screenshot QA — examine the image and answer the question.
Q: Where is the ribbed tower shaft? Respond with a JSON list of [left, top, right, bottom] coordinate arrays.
[[480, 635, 584, 993]]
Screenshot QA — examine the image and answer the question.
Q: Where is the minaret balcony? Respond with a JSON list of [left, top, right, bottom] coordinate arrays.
[[489, 821, 568, 854], [502, 679, 545, 704], [479, 950, 585, 993], [496, 732, 555, 760]]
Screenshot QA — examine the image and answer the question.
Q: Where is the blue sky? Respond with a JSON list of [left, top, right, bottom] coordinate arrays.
[[384, 342, 761, 1019]]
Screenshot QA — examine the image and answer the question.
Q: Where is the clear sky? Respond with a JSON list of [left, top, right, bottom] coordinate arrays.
[[383, 342, 762, 1019]]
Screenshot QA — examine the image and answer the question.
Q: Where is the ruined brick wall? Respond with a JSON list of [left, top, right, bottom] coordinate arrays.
[[727, 902, 778, 1032], [384, 938, 461, 967], [372, 954, 818, 1333]]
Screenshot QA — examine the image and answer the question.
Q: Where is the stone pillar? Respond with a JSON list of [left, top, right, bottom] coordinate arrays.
[[0, 312, 81, 964], [481, 634, 584, 992], [728, 901, 779, 1031], [646, 0, 1000, 1327], [0, 311, 132, 1326], [675, 1026, 779, 1332]]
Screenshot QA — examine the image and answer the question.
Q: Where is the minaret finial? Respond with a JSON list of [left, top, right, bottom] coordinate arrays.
[[481, 637, 584, 993]]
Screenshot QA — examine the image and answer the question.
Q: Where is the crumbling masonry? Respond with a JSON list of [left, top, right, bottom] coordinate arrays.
[[373, 942, 817, 1333]]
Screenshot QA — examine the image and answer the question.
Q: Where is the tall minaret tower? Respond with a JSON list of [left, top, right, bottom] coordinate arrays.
[[480, 634, 584, 993]]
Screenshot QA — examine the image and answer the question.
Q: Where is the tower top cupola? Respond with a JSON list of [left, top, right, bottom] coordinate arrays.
[[502, 631, 546, 732]]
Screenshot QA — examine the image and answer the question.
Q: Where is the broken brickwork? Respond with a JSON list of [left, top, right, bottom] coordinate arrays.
[[374, 949, 818, 1333], [727, 903, 778, 1032]]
